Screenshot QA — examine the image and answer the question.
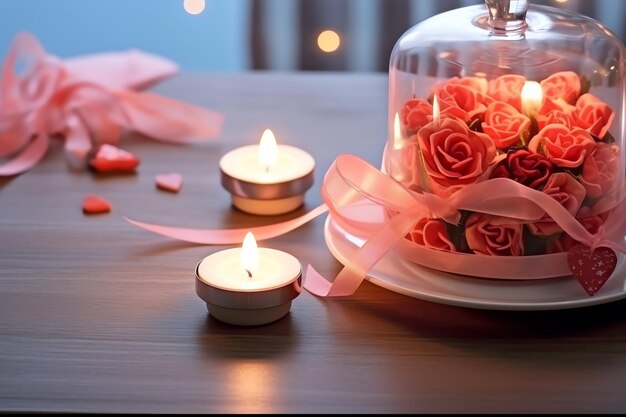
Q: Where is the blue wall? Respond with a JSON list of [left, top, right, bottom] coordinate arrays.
[[1, 0, 625, 72], [0, 0, 250, 71]]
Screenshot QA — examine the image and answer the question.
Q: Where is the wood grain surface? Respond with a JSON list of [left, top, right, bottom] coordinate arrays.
[[1, 73, 626, 413]]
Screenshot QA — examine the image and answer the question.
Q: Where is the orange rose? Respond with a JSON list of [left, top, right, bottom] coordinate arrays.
[[433, 77, 487, 122], [406, 217, 456, 252], [465, 213, 524, 256], [536, 97, 576, 131], [417, 118, 496, 188], [528, 172, 587, 236], [540, 71, 581, 104], [528, 124, 596, 168], [453, 76, 489, 96], [481, 101, 531, 149], [574, 93, 615, 139], [400, 99, 433, 133], [580, 143, 620, 199], [487, 74, 526, 111]]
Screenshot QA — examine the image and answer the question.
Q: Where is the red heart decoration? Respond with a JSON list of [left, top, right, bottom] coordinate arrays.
[[82, 195, 112, 215], [155, 172, 183, 193], [567, 244, 617, 296], [89, 144, 140, 173]]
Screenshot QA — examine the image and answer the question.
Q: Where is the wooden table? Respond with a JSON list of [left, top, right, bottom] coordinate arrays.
[[1, 73, 626, 413]]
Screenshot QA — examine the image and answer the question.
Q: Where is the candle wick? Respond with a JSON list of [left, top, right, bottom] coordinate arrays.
[[265, 165, 269, 174], [245, 269, 253, 278]]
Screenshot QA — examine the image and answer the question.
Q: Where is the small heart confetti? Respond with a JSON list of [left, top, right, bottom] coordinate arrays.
[[82, 195, 112, 215], [567, 244, 617, 296], [156, 172, 183, 193], [89, 144, 140, 173]]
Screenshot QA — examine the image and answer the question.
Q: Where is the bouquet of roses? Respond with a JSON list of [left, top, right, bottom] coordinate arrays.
[[397, 71, 621, 261]]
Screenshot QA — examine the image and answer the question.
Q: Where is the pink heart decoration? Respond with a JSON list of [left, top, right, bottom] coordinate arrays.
[[567, 244, 618, 296], [156, 172, 183, 193], [82, 195, 112, 215]]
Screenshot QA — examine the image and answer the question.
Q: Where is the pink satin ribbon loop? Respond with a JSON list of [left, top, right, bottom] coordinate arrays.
[[0, 32, 223, 175], [0, 129, 49, 176], [65, 49, 179, 91], [304, 204, 427, 296], [117, 90, 224, 143], [0, 110, 49, 176], [330, 154, 417, 212]]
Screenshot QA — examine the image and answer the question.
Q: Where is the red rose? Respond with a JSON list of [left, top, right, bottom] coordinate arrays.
[[417, 117, 496, 188], [406, 217, 456, 252], [540, 71, 581, 104], [487, 74, 526, 111], [580, 143, 620, 199], [433, 77, 487, 122], [490, 148, 554, 189], [528, 124, 596, 168], [528, 172, 587, 236], [481, 101, 531, 149], [536, 97, 576, 131], [465, 213, 524, 256], [400, 99, 433, 133], [574, 93, 615, 139]]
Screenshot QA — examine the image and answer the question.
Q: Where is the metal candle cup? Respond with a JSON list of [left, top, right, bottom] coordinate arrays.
[[195, 233, 302, 326], [219, 129, 315, 216]]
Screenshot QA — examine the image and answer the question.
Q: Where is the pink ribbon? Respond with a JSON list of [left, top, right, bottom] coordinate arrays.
[[0, 32, 223, 175], [125, 204, 330, 245], [305, 154, 626, 295], [126, 153, 626, 297]]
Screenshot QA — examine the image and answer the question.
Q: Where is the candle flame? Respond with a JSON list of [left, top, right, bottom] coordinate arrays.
[[433, 94, 440, 126], [521, 81, 543, 116], [393, 112, 402, 150], [240, 232, 259, 278], [258, 129, 278, 173]]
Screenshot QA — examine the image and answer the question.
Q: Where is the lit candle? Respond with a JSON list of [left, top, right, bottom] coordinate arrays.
[[220, 129, 315, 216], [393, 113, 402, 150], [195, 232, 302, 326], [432, 94, 440, 126], [521, 80, 543, 116]]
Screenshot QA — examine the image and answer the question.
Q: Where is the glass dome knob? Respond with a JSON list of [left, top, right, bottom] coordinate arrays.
[[485, 0, 530, 34]]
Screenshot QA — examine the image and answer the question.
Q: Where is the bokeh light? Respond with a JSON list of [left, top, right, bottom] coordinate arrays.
[[184, 0, 205, 15], [317, 30, 341, 53]]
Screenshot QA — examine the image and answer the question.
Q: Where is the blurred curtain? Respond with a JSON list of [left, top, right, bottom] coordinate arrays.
[[250, 0, 626, 71]]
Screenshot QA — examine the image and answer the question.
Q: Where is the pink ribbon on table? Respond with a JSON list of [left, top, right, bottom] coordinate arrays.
[[127, 153, 626, 297], [0, 32, 223, 175]]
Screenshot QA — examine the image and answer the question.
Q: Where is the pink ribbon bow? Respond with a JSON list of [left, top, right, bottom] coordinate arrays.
[[0, 32, 223, 175], [304, 154, 626, 296], [126, 153, 626, 297]]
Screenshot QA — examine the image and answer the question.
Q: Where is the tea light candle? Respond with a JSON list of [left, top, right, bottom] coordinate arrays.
[[195, 232, 302, 326], [220, 129, 315, 216], [521, 80, 544, 116], [393, 113, 402, 150]]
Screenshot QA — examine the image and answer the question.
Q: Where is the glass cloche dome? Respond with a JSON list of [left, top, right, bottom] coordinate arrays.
[[384, 0, 625, 281]]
